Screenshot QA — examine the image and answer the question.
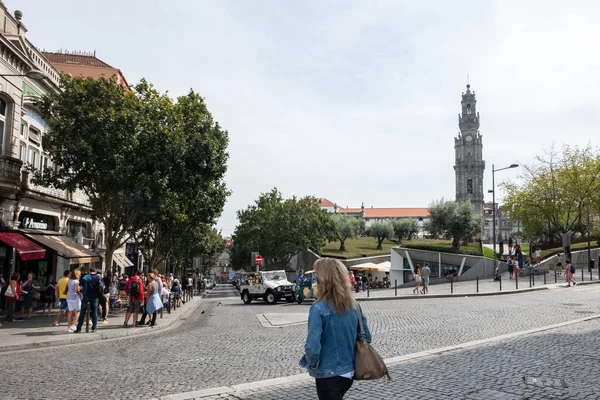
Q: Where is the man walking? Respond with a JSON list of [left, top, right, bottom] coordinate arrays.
[[123, 271, 144, 328], [75, 267, 102, 333], [52, 270, 70, 327], [420, 263, 431, 294]]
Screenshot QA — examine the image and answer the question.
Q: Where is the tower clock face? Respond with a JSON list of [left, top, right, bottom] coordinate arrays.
[[465, 135, 473, 142]]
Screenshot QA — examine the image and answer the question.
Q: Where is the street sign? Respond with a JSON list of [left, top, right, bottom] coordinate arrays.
[[255, 255, 263, 265]]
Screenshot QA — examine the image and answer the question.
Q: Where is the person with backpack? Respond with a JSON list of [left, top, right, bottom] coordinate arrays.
[[74, 267, 102, 333], [565, 261, 576, 287], [123, 270, 145, 328]]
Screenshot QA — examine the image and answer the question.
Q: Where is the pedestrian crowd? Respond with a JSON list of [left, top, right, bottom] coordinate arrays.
[[1, 268, 198, 332]]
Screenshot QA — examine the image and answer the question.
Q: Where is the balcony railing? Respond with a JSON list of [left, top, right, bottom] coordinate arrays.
[[0, 155, 23, 191], [21, 170, 91, 207]]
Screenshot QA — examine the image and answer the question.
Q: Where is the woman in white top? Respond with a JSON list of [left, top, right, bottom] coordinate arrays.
[[413, 265, 422, 295], [66, 269, 81, 332]]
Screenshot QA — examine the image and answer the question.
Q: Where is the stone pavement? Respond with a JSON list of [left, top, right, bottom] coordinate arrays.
[[2, 284, 600, 399], [354, 269, 600, 300], [170, 316, 600, 400], [0, 292, 204, 351]]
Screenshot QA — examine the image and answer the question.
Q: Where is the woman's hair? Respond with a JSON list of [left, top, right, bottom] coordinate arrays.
[[11, 272, 20, 281], [148, 272, 156, 281], [69, 269, 81, 280], [313, 258, 355, 314]]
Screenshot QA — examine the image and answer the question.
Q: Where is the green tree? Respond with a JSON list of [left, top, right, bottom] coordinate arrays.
[[502, 145, 600, 243], [231, 189, 335, 268], [369, 221, 393, 250], [34, 76, 142, 270], [391, 218, 420, 244], [129, 82, 229, 270], [428, 199, 482, 251], [331, 215, 362, 251], [33, 76, 229, 271]]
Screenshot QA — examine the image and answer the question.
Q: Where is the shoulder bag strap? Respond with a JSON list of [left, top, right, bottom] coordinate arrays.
[[356, 303, 365, 338]]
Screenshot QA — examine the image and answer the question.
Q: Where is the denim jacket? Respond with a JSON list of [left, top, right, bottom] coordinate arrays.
[[299, 300, 372, 379]]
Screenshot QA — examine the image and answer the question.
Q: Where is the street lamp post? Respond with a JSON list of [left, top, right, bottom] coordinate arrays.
[[490, 163, 519, 266], [0, 69, 48, 80]]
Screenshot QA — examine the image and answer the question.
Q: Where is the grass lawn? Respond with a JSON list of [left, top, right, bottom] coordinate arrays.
[[402, 239, 483, 256], [320, 237, 484, 259], [321, 237, 397, 259]]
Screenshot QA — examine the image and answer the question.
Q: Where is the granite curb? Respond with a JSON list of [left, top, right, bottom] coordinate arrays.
[[0, 293, 207, 353]]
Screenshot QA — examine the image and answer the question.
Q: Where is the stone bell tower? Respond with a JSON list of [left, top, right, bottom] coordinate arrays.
[[454, 84, 485, 215]]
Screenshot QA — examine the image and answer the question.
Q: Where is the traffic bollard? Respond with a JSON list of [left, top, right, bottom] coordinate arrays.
[[532, 273, 535, 287], [590, 270, 593, 282], [555, 269, 557, 283], [367, 286, 369, 298], [516, 274, 518, 290], [529, 274, 532, 288], [476, 276, 479, 293], [394, 280, 397, 297], [582, 268, 584, 282], [544, 271, 547, 285], [160, 306, 163, 319], [499, 276, 502, 291], [451, 278, 453, 294]]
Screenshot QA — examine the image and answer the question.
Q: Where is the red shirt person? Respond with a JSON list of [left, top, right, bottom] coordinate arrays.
[[122, 271, 144, 327]]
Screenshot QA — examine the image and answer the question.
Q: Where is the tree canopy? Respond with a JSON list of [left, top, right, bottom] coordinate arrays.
[[502, 145, 600, 243], [34, 76, 229, 271], [391, 218, 420, 244], [331, 215, 363, 251], [427, 199, 482, 251], [231, 189, 335, 268], [369, 221, 393, 250]]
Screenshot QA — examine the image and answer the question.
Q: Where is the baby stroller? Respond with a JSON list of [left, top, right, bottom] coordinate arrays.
[[493, 265, 501, 281]]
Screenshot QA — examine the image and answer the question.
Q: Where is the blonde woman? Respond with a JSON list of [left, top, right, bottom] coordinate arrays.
[[300, 258, 372, 400], [66, 269, 81, 333]]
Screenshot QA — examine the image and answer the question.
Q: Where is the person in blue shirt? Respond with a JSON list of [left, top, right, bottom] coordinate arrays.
[[300, 258, 372, 400]]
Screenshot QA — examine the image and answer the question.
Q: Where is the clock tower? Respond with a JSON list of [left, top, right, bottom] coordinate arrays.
[[454, 84, 485, 215]]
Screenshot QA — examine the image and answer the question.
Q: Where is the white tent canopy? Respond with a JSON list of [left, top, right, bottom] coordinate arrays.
[[376, 261, 391, 273], [349, 262, 379, 271]]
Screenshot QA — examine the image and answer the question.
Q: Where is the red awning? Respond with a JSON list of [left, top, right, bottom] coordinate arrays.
[[0, 232, 46, 261]]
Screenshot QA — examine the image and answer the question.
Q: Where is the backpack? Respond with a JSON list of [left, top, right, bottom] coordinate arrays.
[[129, 278, 140, 298], [81, 274, 91, 297], [570, 264, 575, 274]]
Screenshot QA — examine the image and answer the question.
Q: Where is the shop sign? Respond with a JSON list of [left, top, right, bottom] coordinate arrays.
[[19, 212, 55, 230]]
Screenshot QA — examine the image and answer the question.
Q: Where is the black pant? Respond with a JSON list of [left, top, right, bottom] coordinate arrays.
[[139, 308, 148, 324], [99, 294, 108, 320], [315, 376, 353, 400], [4, 298, 15, 321]]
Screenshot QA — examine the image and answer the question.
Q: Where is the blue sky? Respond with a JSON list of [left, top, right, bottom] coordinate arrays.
[[18, 1, 600, 235]]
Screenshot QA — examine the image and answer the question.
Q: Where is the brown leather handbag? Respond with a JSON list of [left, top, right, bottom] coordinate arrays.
[[354, 305, 390, 380]]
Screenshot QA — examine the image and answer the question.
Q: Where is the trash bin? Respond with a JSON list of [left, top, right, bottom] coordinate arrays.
[[590, 259, 595, 272]]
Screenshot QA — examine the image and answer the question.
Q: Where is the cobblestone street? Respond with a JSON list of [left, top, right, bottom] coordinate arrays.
[[193, 318, 600, 400], [1, 284, 599, 399]]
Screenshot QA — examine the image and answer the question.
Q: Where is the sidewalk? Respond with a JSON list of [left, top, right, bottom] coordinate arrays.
[[0, 293, 205, 352], [354, 269, 600, 300]]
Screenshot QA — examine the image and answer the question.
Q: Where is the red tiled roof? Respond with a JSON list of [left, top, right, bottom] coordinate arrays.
[[338, 208, 362, 214], [339, 208, 430, 218], [320, 198, 338, 208], [42, 52, 113, 68]]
